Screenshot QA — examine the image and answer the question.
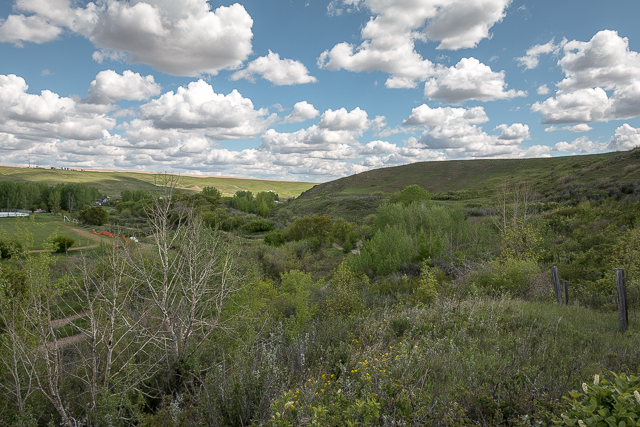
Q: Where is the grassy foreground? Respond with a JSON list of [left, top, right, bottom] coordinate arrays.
[[179, 294, 640, 426], [0, 166, 316, 198]]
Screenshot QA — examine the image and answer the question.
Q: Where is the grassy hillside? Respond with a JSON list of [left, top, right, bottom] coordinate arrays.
[[302, 150, 640, 198], [280, 149, 640, 220], [0, 166, 316, 198]]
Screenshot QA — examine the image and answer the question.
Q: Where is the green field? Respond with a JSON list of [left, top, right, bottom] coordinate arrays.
[[0, 214, 105, 250], [0, 166, 316, 198]]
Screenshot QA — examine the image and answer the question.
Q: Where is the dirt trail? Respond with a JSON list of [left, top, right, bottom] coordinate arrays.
[[30, 244, 99, 253], [50, 311, 88, 329], [42, 312, 90, 350], [58, 222, 101, 241], [45, 333, 88, 350]]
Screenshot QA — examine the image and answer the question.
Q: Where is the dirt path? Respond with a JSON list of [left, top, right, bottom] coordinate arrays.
[[45, 333, 88, 350], [58, 222, 102, 241], [30, 244, 99, 253], [50, 311, 88, 329]]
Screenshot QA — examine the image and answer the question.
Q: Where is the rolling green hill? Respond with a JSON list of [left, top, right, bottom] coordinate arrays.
[[301, 150, 640, 198], [0, 166, 316, 198], [280, 149, 640, 221]]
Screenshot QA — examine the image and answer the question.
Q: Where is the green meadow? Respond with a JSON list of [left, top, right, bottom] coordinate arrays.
[[0, 166, 316, 198], [0, 214, 104, 250]]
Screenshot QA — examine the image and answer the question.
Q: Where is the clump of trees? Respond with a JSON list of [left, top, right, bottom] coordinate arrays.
[[78, 206, 108, 226], [229, 190, 278, 217], [0, 181, 101, 212]]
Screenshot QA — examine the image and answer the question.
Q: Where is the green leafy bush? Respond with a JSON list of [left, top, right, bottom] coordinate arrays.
[[388, 184, 431, 206], [0, 239, 23, 259], [556, 373, 640, 426], [414, 262, 438, 305], [243, 218, 274, 232], [78, 206, 109, 226], [264, 229, 285, 246], [52, 235, 75, 253], [471, 258, 541, 297], [285, 215, 333, 245], [350, 225, 414, 276]]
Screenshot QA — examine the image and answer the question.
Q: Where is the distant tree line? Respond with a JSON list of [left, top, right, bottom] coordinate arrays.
[[0, 181, 101, 212]]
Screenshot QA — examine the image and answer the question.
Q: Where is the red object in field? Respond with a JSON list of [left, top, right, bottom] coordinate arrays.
[[92, 228, 116, 238], [92, 229, 131, 248]]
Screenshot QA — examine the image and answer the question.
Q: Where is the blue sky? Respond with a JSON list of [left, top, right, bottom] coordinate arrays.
[[1, 0, 640, 182]]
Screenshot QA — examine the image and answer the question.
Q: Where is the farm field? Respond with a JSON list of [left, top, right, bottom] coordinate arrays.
[[0, 166, 316, 198], [0, 214, 107, 250]]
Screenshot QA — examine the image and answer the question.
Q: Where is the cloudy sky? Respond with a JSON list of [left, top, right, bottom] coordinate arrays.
[[1, 0, 640, 181]]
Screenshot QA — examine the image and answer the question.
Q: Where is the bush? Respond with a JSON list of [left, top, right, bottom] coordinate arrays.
[[350, 225, 414, 276], [556, 373, 640, 426], [78, 206, 109, 226], [388, 184, 431, 206], [285, 215, 333, 245], [53, 235, 75, 253], [264, 229, 285, 246], [415, 262, 438, 305], [0, 239, 23, 259], [332, 217, 358, 252], [471, 258, 541, 297], [244, 218, 274, 233]]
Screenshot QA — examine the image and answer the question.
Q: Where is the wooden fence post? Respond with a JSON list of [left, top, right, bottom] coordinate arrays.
[[615, 268, 628, 332], [552, 266, 562, 305], [563, 280, 569, 306]]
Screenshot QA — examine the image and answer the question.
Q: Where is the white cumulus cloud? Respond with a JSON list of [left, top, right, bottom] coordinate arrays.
[[319, 0, 512, 90], [1, 0, 254, 77], [495, 123, 530, 143], [359, 140, 399, 155], [284, 101, 320, 123], [532, 30, 640, 124], [403, 104, 489, 126], [424, 58, 526, 103], [516, 38, 566, 70], [537, 84, 550, 95], [553, 136, 607, 153], [319, 107, 370, 131], [85, 70, 161, 104], [0, 74, 115, 144], [608, 124, 640, 151], [231, 50, 317, 85], [544, 124, 593, 133], [138, 80, 275, 140]]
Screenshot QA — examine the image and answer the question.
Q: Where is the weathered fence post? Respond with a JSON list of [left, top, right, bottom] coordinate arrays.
[[615, 268, 628, 332], [563, 280, 569, 306], [552, 266, 562, 305]]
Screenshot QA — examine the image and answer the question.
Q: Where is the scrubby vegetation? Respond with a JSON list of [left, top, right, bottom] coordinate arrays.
[[2, 150, 640, 426]]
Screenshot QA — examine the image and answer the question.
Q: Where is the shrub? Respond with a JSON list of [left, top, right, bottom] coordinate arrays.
[[556, 373, 640, 426], [324, 261, 365, 317], [285, 215, 333, 245], [388, 184, 431, 206], [332, 217, 359, 252], [78, 206, 109, 226], [0, 239, 23, 259], [471, 258, 541, 297], [264, 229, 285, 246], [414, 262, 438, 305], [244, 218, 274, 233], [53, 235, 75, 253], [350, 225, 414, 276]]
